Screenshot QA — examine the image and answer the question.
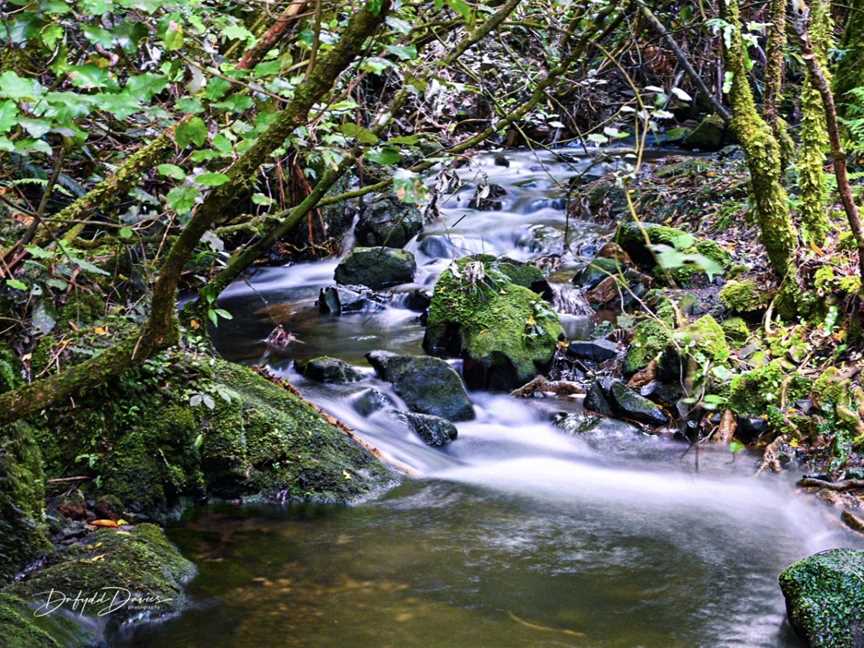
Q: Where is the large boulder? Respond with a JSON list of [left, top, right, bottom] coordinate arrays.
[[334, 247, 416, 290], [423, 257, 563, 390], [779, 549, 864, 647], [355, 197, 423, 248], [28, 350, 391, 516], [681, 113, 727, 151], [367, 351, 474, 421]]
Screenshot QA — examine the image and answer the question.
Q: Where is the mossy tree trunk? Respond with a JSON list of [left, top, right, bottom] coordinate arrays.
[[0, 2, 391, 427], [798, 0, 833, 246], [724, 0, 799, 281], [835, 0, 864, 119]]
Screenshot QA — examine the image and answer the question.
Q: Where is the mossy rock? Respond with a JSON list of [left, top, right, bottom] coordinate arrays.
[[0, 342, 22, 394], [0, 592, 97, 648], [623, 318, 672, 375], [721, 317, 750, 346], [719, 279, 772, 313], [728, 361, 811, 419], [673, 315, 730, 365], [8, 523, 194, 630], [812, 367, 853, 412], [614, 222, 731, 285], [423, 257, 563, 390], [779, 549, 864, 648], [681, 114, 727, 151], [27, 351, 391, 516], [0, 422, 51, 584], [334, 247, 416, 290]]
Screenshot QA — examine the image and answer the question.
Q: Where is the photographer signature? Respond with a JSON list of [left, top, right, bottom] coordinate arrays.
[[33, 588, 173, 617]]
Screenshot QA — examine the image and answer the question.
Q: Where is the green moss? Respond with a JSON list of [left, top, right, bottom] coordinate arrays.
[[812, 367, 852, 411], [9, 523, 194, 627], [719, 279, 772, 313], [0, 422, 51, 583], [0, 342, 21, 394], [624, 318, 672, 374], [0, 593, 96, 648], [27, 351, 391, 516], [779, 549, 864, 648], [614, 221, 731, 285], [425, 257, 562, 385], [721, 317, 750, 346], [675, 315, 730, 365], [814, 265, 862, 297], [728, 361, 785, 417]]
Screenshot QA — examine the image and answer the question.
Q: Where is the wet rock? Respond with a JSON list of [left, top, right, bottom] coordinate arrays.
[[610, 381, 669, 426], [57, 489, 88, 521], [779, 549, 864, 648], [736, 416, 768, 442], [468, 183, 507, 210], [366, 351, 475, 421], [334, 247, 416, 290], [94, 494, 124, 521], [639, 380, 684, 409], [583, 377, 616, 417], [400, 412, 458, 447], [423, 257, 563, 390], [493, 154, 510, 167], [585, 269, 652, 311], [296, 356, 362, 383], [572, 257, 625, 290], [355, 197, 423, 248], [351, 388, 395, 417], [402, 288, 432, 312], [566, 339, 618, 363], [317, 285, 389, 315], [681, 114, 726, 151]]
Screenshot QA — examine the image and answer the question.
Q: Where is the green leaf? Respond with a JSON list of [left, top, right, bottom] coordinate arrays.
[[157, 163, 186, 180], [214, 308, 233, 320], [366, 146, 400, 165], [340, 123, 379, 144], [0, 101, 19, 134], [252, 192, 275, 206], [195, 172, 230, 187], [446, 0, 473, 23], [388, 135, 420, 145], [729, 440, 746, 454], [176, 97, 204, 114], [175, 116, 208, 148], [393, 168, 427, 204], [41, 24, 64, 49], [166, 185, 201, 213], [163, 21, 184, 51], [24, 245, 53, 259], [0, 71, 42, 100], [386, 44, 417, 61], [82, 0, 113, 14], [119, 226, 134, 239], [83, 24, 115, 48], [68, 65, 111, 89], [20, 118, 52, 138], [6, 278, 28, 291]]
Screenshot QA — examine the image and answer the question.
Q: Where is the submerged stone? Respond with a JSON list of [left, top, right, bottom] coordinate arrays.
[[779, 549, 864, 648], [351, 387, 395, 417], [334, 247, 416, 290], [366, 351, 475, 421], [609, 381, 669, 426]]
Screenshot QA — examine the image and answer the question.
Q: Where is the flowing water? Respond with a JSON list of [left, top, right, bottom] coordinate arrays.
[[120, 150, 859, 647]]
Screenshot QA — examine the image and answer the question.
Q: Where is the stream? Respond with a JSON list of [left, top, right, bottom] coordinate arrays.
[[120, 150, 859, 647]]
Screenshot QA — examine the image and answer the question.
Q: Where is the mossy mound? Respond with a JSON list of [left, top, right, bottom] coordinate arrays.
[[673, 315, 730, 366], [623, 318, 672, 375], [779, 549, 864, 648], [26, 351, 391, 516], [728, 361, 811, 419], [424, 257, 563, 390], [615, 222, 731, 285], [719, 279, 772, 313], [0, 422, 51, 583], [8, 523, 194, 629], [721, 317, 750, 346], [0, 592, 97, 648]]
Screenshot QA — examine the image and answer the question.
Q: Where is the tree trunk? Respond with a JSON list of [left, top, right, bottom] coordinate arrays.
[[0, 2, 391, 427]]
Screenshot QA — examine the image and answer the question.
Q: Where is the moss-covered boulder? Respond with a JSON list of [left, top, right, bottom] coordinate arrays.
[[719, 279, 773, 314], [296, 356, 362, 383], [673, 315, 730, 365], [0, 423, 51, 583], [728, 360, 811, 421], [624, 318, 672, 375], [0, 592, 97, 648], [615, 222, 731, 285], [27, 351, 391, 515], [423, 257, 563, 390], [721, 317, 750, 346], [8, 523, 194, 632], [334, 247, 416, 290], [779, 549, 864, 648], [681, 114, 727, 151]]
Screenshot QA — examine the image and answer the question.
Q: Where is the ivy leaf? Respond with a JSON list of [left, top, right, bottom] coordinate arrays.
[[386, 44, 417, 61], [340, 123, 379, 145], [157, 163, 186, 180], [68, 65, 111, 89], [41, 24, 65, 49], [163, 21, 185, 51], [195, 172, 230, 187], [0, 71, 42, 100], [83, 25, 115, 48], [0, 101, 19, 134], [5, 278, 28, 291], [252, 192, 275, 206], [175, 116, 208, 148], [366, 146, 400, 165], [166, 185, 201, 213]]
